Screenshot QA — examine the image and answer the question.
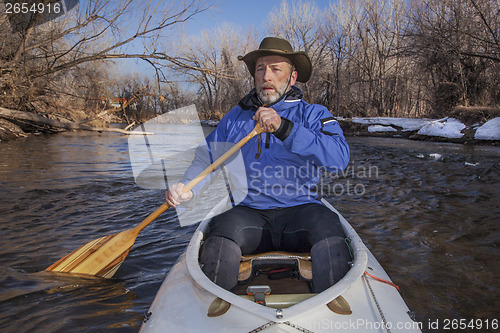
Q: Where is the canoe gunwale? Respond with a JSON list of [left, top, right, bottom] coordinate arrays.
[[185, 198, 369, 323]]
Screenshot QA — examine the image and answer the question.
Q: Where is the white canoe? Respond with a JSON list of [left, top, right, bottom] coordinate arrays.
[[140, 199, 422, 332]]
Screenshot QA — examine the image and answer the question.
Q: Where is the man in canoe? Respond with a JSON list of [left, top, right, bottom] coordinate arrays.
[[165, 37, 351, 293]]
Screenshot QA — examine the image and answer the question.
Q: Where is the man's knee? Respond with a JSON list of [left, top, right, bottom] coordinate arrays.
[[311, 236, 352, 293], [199, 236, 242, 291]]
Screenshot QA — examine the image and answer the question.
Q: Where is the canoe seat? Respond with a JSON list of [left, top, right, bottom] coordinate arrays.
[[238, 251, 312, 282]]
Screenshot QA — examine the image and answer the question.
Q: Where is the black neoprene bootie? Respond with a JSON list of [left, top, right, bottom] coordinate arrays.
[[311, 236, 351, 293], [199, 236, 242, 291]]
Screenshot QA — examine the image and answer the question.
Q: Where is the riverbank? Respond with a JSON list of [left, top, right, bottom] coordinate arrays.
[[337, 117, 500, 145], [2, 111, 499, 145], [201, 117, 500, 146]]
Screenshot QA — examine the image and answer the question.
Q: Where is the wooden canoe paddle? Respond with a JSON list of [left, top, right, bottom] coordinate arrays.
[[46, 123, 264, 277]]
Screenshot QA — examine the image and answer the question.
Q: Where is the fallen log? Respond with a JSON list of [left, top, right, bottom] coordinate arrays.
[[0, 107, 152, 135], [0, 118, 27, 141]]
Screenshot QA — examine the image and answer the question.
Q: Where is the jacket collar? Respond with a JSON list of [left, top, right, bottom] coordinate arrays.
[[238, 85, 303, 111]]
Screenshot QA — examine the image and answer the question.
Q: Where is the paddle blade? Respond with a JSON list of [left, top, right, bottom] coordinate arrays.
[[46, 230, 137, 278]]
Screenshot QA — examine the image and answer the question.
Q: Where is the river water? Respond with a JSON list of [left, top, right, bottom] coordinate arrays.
[[0, 130, 498, 332]]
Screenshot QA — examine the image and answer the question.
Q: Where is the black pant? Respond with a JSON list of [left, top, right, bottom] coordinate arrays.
[[200, 203, 351, 292], [207, 203, 347, 254]]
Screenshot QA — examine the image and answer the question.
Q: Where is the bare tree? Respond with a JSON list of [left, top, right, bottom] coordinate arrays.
[[0, 0, 211, 126], [319, 0, 416, 117], [408, 0, 500, 116], [347, 0, 411, 116], [320, 0, 361, 115], [160, 82, 196, 112], [266, 0, 325, 102], [169, 24, 256, 119]]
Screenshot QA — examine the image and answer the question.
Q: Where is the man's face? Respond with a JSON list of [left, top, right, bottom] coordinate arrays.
[[255, 55, 298, 105]]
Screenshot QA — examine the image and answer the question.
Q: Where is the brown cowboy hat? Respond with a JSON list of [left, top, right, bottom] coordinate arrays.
[[238, 37, 312, 83]]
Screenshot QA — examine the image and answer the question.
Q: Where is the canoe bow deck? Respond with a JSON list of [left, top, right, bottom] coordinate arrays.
[[140, 200, 422, 332]]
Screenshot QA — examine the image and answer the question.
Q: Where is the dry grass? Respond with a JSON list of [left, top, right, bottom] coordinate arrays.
[[450, 106, 500, 126]]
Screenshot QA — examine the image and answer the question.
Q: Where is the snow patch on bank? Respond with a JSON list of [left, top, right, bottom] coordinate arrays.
[[417, 118, 465, 139], [475, 118, 500, 140], [201, 116, 499, 141], [353, 117, 431, 131], [368, 125, 398, 133], [353, 116, 499, 141]]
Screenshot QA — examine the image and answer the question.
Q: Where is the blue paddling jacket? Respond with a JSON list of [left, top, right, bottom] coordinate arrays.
[[180, 86, 350, 209]]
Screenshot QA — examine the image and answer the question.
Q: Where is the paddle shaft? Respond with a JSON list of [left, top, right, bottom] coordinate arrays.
[[131, 123, 264, 235]]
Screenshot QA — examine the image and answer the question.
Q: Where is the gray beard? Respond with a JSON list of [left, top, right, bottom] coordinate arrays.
[[257, 84, 288, 105]]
